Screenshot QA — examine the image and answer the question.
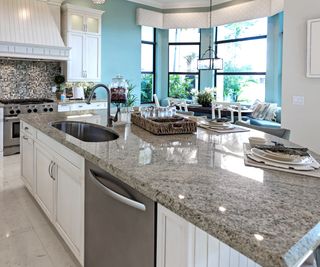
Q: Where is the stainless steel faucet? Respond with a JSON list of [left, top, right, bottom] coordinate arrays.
[[86, 84, 118, 127]]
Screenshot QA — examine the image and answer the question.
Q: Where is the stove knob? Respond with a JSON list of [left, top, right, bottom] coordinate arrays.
[[27, 109, 32, 113], [9, 110, 15, 115], [49, 108, 54, 112], [33, 109, 38, 113], [16, 110, 21, 114], [43, 108, 48, 112]]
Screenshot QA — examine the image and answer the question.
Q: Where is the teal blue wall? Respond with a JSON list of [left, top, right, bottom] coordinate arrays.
[[266, 12, 283, 105], [100, 0, 140, 102], [200, 28, 215, 90]]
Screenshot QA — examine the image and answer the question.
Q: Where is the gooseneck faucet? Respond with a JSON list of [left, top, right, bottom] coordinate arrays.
[[86, 84, 118, 127]]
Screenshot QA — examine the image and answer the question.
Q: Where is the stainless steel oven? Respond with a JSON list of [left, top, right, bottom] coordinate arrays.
[[3, 116, 20, 156], [0, 99, 58, 156]]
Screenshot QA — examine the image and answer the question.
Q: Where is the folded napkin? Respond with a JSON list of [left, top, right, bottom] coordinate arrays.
[[254, 144, 309, 157]]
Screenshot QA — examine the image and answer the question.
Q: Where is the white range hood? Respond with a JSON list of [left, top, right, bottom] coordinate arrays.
[[0, 0, 70, 61]]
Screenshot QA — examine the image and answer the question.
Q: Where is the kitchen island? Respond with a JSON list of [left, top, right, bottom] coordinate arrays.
[[19, 110, 320, 267]]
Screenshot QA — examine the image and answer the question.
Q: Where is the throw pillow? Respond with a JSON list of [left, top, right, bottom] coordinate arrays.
[[251, 102, 270, 119], [264, 103, 278, 121], [257, 103, 270, 119], [250, 99, 261, 110]]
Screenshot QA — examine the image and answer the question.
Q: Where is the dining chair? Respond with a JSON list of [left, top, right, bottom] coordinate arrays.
[[167, 98, 189, 112], [212, 101, 242, 123], [153, 94, 160, 108]]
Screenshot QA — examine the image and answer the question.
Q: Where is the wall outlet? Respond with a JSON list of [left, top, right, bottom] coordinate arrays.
[[292, 95, 305, 106]]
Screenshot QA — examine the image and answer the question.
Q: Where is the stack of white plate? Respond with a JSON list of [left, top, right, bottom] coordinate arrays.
[[199, 121, 235, 130], [248, 148, 320, 171]]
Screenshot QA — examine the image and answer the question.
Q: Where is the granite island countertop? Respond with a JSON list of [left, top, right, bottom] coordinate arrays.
[[19, 110, 320, 267]]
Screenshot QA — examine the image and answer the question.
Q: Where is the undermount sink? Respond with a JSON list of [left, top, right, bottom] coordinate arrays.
[[51, 121, 119, 142]]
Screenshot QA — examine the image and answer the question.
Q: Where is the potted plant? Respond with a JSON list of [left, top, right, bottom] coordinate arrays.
[[54, 75, 65, 100], [197, 87, 215, 107], [190, 88, 199, 104], [125, 80, 137, 112]]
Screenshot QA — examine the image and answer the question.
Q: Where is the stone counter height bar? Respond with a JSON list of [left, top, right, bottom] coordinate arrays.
[[19, 110, 320, 267]]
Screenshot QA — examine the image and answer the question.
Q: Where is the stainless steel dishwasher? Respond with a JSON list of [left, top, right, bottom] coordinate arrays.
[[85, 161, 156, 267]]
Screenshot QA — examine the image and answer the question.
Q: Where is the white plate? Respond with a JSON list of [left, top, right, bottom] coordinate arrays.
[[251, 148, 313, 165], [207, 121, 234, 129]]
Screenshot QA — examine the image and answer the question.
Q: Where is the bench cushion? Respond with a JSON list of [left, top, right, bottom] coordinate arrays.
[[250, 118, 281, 128]]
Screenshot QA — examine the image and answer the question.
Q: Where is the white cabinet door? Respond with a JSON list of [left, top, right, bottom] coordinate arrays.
[[62, 5, 103, 82], [157, 205, 194, 267], [20, 134, 34, 192], [85, 15, 100, 34], [34, 143, 55, 220], [85, 34, 100, 81], [157, 204, 262, 267], [55, 159, 83, 264], [307, 18, 320, 77], [70, 13, 85, 32], [68, 32, 85, 81]]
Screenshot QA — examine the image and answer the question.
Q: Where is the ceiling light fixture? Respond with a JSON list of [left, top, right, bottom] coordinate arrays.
[[92, 0, 106, 4], [197, 0, 223, 71]]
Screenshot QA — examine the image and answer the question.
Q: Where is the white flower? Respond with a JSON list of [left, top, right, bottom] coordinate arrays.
[[204, 87, 213, 94], [190, 88, 199, 96]]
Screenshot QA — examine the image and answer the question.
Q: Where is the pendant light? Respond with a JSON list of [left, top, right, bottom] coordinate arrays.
[[197, 0, 223, 71], [92, 0, 105, 4]]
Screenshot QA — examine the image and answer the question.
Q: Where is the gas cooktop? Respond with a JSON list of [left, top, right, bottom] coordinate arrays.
[[0, 99, 55, 105]]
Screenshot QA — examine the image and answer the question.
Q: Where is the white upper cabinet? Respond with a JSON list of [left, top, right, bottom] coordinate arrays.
[[62, 4, 104, 82], [307, 18, 320, 78], [69, 32, 86, 81]]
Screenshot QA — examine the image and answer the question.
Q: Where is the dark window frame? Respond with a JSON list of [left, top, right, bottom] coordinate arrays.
[[168, 32, 201, 98], [141, 28, 156, 104], [214, 25, 267, 89]]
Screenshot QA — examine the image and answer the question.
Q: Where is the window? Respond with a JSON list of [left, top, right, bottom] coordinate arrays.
[[168, 29, 200, 98], [141, 26, 156, 103], [215, 18, 268, 103]]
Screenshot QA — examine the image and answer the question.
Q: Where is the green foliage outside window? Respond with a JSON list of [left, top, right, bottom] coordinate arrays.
[[220, 20, 259, 102], [223, 61, 256, 102], [141, 74, 153, 103], [169, 75, 193, 99], [126, 80, 138, 107]]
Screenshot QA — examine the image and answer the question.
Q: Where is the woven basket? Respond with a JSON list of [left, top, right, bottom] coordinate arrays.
[[131, 113, 197, 135]]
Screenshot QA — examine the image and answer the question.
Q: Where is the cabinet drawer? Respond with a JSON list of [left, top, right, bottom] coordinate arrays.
[[70, 103, 90, 111], [58, 104, 71, 112], [37, 131, 84, 170], [70, 102, 106, 111]]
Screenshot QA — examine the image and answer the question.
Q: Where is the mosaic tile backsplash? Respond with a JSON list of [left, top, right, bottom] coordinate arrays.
[[0, 59, 60, 99]]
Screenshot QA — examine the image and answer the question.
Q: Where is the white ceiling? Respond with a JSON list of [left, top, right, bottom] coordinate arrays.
[[127, 0, 232, 9]]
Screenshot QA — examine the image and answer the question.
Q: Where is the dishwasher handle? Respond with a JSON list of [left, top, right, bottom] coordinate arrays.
[[89, 170, 146, 212]]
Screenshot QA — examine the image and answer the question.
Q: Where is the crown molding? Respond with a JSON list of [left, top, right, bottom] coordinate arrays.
[[128, 0, 232, 9]]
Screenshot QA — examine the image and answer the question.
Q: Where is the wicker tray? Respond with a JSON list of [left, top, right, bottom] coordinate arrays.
[[131, 113, 197, 135]]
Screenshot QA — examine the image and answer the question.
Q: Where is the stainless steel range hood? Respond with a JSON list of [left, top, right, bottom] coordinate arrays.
[[0, 0, 70, 61]]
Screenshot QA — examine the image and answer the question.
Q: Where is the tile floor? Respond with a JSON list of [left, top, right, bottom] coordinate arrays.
[[0, 154, 80, 267]]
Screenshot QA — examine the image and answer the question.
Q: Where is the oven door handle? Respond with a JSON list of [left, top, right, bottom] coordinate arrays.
[[89, 170, 146, 212], [4, 117, 19, 122]]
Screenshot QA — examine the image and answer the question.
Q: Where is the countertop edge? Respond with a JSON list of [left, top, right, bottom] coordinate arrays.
[[19, 114, 320, 267]]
